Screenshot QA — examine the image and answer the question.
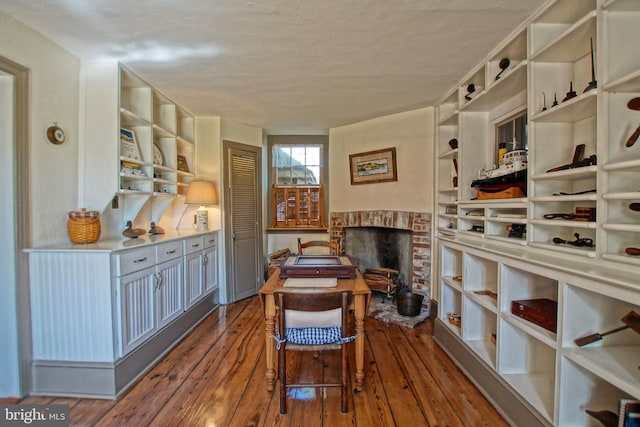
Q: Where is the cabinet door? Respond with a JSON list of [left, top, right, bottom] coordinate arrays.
[[184, 251, 203, 309], [203, 245, 218, 295], [118, 267, 156, 356], [156, 257, 184, 329]]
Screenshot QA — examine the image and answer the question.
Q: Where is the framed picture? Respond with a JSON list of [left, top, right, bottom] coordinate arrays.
[[177, 155, 190, 173], [120, 128, 141, 161], [349, 147, 398, 185]]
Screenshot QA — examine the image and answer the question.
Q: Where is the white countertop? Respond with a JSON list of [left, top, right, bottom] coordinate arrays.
[[25, 229, 219, 253]]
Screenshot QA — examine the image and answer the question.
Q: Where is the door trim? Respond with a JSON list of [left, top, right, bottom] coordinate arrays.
[[222, 140, 263, 303], [1, 55, 31, 396]]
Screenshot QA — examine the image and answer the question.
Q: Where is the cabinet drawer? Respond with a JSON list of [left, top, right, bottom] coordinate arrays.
[[184, 236, 204, 255], [156, 241, 183, 264], [116, 247, 155, 276], [204, 233, 218, 249]]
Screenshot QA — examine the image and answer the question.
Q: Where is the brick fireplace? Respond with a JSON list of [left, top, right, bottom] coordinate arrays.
[[330, 210, 431, 301]]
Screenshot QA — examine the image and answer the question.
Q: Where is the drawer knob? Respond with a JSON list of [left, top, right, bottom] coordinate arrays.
[[134, 257, 148, 263], [166, 249, 176, 254]]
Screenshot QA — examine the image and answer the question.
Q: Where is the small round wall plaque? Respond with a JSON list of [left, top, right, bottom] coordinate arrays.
[[46, 124, 66, 145]]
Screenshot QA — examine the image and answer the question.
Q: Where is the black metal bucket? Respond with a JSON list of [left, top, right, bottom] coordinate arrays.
[[396, 291, 424, 316]]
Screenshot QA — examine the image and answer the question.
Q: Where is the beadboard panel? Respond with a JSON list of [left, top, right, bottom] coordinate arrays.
[[30, 252, 115, 362], [157, 259, 184, 328], [30, 295, 217, 398], [117, 267, 155, 356]]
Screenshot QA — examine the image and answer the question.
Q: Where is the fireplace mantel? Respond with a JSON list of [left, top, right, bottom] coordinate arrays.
[[330, 210, 431, 298]]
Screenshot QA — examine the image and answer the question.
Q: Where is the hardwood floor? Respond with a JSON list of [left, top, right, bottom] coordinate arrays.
[[20, 295, 508, 426]]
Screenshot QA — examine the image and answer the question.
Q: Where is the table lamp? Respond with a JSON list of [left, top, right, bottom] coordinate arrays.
[[184, 181, 218, 231]]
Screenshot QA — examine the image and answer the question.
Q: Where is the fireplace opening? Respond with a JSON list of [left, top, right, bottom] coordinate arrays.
[[342, 226, 412, 288]]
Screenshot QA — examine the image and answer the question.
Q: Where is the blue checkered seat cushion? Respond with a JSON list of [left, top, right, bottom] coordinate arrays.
[[273, 327, 358, 348], [287, 326, 357, 345]]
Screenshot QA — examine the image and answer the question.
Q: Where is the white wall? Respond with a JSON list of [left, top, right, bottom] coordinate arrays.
[[221, 118, 264, 148], [266, 108, 436, 258], [329, 107, 435, 213], [171, 116, 222, 232], [0, 12, 81, 246], [0, 11, 81, 398]]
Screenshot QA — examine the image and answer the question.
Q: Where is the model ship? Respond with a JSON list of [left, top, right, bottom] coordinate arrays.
[[471, 147, 527, 188]]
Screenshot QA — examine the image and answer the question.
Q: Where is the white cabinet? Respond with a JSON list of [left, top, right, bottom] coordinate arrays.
[[27, 232, 218, 398], [115, 242, 186, 356], [184, 235, 205, 309], [155, 241, 184, 329], [433, 1, 640, 424], [184, 232, 219, 309], [203, 233, 219, 295]]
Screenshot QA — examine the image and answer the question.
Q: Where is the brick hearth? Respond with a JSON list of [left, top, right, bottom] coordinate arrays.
[[330, 210, 431, 298]]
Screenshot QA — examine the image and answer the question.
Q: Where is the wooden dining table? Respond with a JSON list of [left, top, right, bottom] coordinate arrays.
[[258, 267, 371, 392]]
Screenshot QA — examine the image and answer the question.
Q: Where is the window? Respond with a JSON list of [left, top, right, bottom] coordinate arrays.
[[267, 136, 329, 230], [495, 111, 527, 164], [273, 144, 322, 185]]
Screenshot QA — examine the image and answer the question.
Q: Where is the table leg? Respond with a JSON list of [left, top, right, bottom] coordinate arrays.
[[354, 294, 366, 390], [264, 295, 276, 391]]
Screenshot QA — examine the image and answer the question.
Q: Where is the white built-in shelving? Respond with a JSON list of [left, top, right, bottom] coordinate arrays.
[[82, 63, 196, 235], [437, 240, 640, 426], [433, 0, 640, 425]]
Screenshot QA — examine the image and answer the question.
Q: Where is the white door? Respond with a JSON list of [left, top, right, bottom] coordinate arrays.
[[224, 142, 263, 302]]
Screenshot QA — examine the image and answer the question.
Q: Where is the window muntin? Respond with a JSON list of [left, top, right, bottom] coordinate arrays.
[[272, 144, 322, 185]]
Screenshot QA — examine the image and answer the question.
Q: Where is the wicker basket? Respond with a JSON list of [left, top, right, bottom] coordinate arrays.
[[67, 209, 101, 243]]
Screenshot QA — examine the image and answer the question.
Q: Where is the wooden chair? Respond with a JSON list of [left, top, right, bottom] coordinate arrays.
[[297, 237, 340, 255], [275, 290, 352, 414]]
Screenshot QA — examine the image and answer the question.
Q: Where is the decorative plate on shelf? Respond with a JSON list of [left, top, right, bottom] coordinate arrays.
[[153, 144, 163, 166]]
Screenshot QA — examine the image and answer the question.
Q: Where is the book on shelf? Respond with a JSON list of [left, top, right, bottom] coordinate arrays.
[[121, 161, 146, 177], [120, 128, 142, 161], [619, 399, 640, 427]]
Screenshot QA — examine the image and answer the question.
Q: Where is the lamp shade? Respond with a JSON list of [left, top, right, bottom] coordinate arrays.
[[184, 181, 218, 206]]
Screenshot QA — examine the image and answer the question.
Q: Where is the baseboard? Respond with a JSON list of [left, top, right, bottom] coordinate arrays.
[[428, 299, 438, 319]]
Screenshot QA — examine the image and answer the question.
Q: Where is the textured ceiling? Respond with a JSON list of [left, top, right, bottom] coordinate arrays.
[[0, 0, 546, 133]]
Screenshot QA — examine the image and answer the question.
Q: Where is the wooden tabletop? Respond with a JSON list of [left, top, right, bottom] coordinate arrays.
[[260, 268, 371, 297]]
